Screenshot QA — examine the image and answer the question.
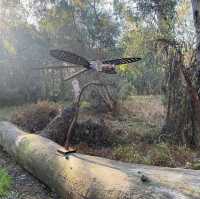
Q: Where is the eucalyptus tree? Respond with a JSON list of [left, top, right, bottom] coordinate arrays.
[[113, 0, 200, 147], [135, 0, 200, 147], [36, 0, 120, 59], [33, 0, 124, 107], [112, 0, 178, 95]]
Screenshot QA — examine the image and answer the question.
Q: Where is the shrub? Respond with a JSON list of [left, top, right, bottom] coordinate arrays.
[[191, 161, 200, 170], [0, 168, 12, 196], [113, 143, 193, 167], [118, 81, 136, 101], [73, 119, 122, 148], [11, 101, 60, 132], [170, 145, 193, 167], [148, 143, 176, 167], [113, 144, 149, 164]]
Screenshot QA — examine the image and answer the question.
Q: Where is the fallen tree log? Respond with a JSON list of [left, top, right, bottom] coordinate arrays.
[[0, 121, 199, 199]]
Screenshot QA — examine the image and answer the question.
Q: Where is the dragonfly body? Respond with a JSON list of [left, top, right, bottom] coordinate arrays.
[[89, 60, 116, 74]]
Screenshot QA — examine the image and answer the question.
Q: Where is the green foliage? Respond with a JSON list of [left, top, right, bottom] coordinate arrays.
[[38, 0, 120, 59], [40, 7, 72, 33], [0, 168, 12, 196], [191, 161, 200, 170], [3, 39, 16, 55], [113, 0, 179, 95], [80, 101, 91, 109], [136, 0, 178, 20], [149, 143, 175, 167], [79, 4, 119, 50], [160, 95, 168, 106], [118, 21, 164, 94], [118, 81, 136, 101]]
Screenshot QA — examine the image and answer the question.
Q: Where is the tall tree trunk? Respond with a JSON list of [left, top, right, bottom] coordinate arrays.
[[156, 1, 183, 142], [191, 0, 200, 146], [191, 0, 200, 66], [157, 1, 200, 148]]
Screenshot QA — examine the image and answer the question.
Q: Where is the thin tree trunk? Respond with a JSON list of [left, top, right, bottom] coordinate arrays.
[[190, 0, 200, 146], [59, 69, 65, 99]]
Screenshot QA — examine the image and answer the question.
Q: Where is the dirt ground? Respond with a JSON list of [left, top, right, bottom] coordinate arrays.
[[0, 147, 61, 199]]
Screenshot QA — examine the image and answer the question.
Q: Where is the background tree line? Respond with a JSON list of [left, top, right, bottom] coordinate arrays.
[[0, 0, 167, 105], [1, 0, 200, 148]]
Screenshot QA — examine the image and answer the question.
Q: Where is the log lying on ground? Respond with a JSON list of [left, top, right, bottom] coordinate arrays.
[[0, 122, 200, 199]]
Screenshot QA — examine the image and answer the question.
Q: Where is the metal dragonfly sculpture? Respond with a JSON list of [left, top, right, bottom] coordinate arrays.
[[34, 49, 141, 80], [34, 50, 141, 154]]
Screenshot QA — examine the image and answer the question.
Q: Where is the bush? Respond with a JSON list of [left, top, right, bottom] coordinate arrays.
[[148, 144, 193, 167], [72, 119, 122, 148], [11, 101, 60, 132], [0, 168, 12, 196], [113, 143, 193, 167], [113, 144, 149, 164], [191, 161, 200, 170], [148, 143, 175, 167]]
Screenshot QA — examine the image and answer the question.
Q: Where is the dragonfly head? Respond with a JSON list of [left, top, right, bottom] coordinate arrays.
[[101, 64, 117, 74]]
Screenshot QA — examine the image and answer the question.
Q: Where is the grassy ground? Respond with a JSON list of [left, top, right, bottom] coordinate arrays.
[[0, 168, 12, 196]]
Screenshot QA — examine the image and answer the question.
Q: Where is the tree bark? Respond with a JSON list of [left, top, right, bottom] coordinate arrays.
[[189, 0, 200, 146], [59, 69, 65, 99], [0, 122, 200, 199], [191, 0, 200, 66]]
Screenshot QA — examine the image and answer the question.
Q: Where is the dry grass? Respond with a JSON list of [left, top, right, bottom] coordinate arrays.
[[11, 101, 60, 132], [113, 143, 194, 167], [99, 95, 165, 145], [124, 95, 165, 128]]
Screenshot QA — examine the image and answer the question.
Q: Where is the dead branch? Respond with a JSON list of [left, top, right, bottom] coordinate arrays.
[[64, 81, 107, 148]]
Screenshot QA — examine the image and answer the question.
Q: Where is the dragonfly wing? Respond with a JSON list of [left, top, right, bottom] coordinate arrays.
[[50, 49, 90, 68], [32, 65, 82, 70], [102, 57, 141, 65]]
